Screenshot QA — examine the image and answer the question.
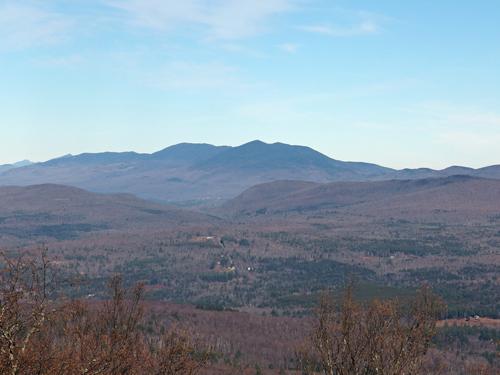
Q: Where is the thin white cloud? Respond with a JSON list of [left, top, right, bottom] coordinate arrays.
[[0, 3, 71, 50], [398, 102, 500, 164], [33, 54, 83, 68], [299, 10, 384, 38], [300, 20, 379, 37], [437, 131, 500, 149], [415, 102, 500, 129], [447, 110, 500, 128], [107, 0, 295, 40], [220, 43, 268, 58], [144, 61, 247, 91], [278, 42, 299, 53]]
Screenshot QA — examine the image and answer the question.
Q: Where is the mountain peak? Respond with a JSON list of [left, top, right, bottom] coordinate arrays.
[[194, 140, 388, 179], [241, 139, 268, 146], [152, 143, 230, 163]]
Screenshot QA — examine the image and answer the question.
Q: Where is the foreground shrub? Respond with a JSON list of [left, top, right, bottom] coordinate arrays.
[[298, 285, 444, 375], [0, 251, 209, 375]]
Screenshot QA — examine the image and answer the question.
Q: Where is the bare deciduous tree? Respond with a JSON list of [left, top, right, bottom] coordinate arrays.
[[0, 249, 56, 375], [298, 285, 444, 375], [0, 251, 210, 375]]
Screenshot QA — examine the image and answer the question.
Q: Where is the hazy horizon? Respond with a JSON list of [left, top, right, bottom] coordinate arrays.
[[1, 0, 499, 169]]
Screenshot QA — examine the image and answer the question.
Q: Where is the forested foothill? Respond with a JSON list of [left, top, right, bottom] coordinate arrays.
[[0, 174, 499, 373]]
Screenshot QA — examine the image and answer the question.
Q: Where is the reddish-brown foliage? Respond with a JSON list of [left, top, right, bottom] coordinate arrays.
[[0, 251, 210, 375]]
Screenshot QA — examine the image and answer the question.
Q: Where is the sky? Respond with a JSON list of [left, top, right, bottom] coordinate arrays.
[[0, 0, 499, 169]]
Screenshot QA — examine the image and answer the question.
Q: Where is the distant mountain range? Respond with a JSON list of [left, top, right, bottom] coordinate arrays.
[[0, 160, 33, 174], [0, 141, 498, 203]]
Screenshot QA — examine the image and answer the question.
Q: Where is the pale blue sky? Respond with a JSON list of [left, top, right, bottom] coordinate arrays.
[[1, 0, 499, 168]]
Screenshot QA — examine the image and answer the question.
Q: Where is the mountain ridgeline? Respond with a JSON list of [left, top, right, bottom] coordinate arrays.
[[0, 184, 218, 243], [221, 175, 500, 222], [0, 140, 498, 203]]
